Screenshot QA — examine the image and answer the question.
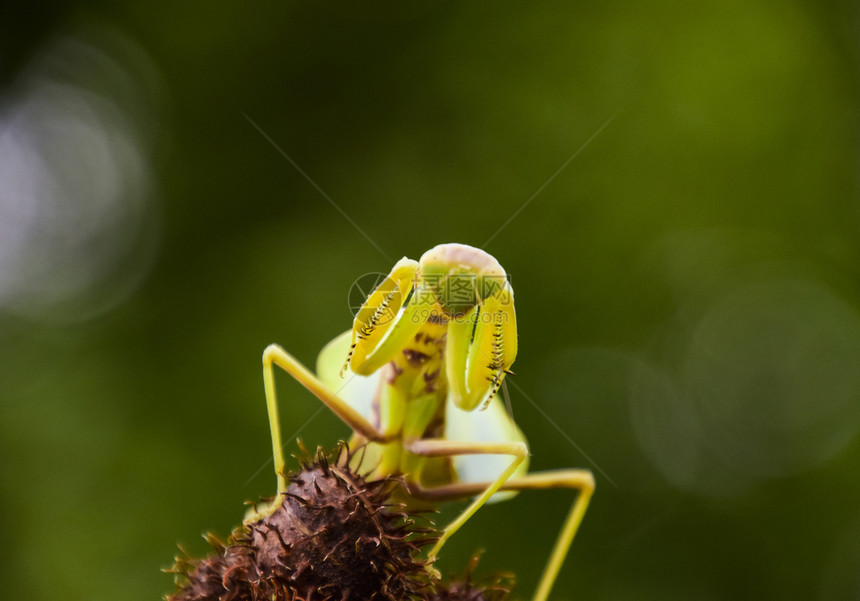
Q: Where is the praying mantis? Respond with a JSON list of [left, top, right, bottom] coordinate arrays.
[[253, 243, 594, 601]]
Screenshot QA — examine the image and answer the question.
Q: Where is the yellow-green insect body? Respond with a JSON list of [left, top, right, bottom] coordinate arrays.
[[318, 329, 528, 502], [257, 243, 593, 601], [319, 244, 527, 495]]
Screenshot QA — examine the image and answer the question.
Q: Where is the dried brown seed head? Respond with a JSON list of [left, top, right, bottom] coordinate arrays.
[[168, 445, 432, 601], [426, 552, 514, 601], [167, 445, 514, 601]]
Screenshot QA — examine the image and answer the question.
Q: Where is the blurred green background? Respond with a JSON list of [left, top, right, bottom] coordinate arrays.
[[1, 2, 859, 600]]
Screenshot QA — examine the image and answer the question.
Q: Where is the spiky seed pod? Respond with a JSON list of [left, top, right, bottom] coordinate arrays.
[[166, 538, 256, 601], [167, 444, 515, 601], [427, 553, 514, 601], [167, 445, 434, 601], [427, 582, 511, 601], [248, 447, 433, 600]]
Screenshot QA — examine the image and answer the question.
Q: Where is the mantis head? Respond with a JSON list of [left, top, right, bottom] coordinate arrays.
[[345, 243, 518, 412]]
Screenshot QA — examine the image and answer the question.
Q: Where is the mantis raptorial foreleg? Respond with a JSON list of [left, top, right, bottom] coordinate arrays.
[[446, 284, 518, 411], [345, 257, 430, 376], [411, 469, 595, 601]]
